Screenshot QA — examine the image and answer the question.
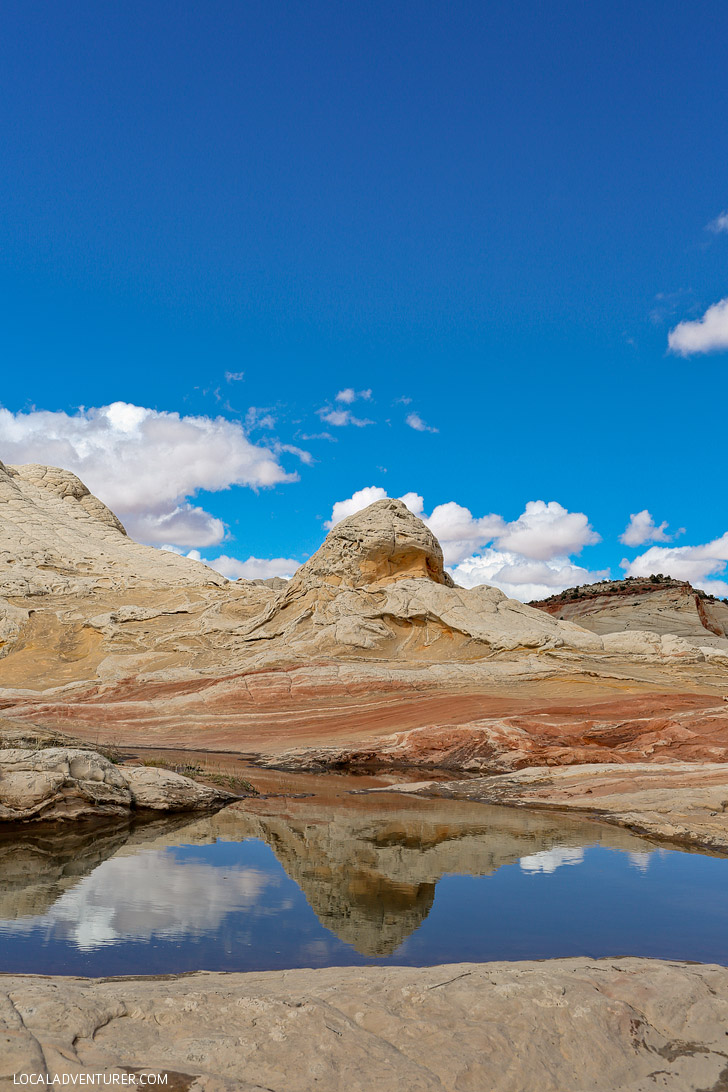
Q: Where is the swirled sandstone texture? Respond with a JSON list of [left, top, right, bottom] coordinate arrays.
[[0, 465, 726, 763], [3, 959, 728, 1091]]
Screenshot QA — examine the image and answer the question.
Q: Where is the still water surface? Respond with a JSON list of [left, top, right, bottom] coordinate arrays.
[[1, 766, 727, 975]]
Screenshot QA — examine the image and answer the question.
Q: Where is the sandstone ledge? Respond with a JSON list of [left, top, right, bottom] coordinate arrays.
[[2, 959, 728, 1090], [364, 761, 728, 852], [0, 747, 234, 822]]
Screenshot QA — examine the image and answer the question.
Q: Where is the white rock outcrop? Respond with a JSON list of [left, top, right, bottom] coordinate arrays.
[[242, 499, 604, 656], [0, 748, 233, 822], [3, 959, 728, 1090], [0, 460, 225, 597]]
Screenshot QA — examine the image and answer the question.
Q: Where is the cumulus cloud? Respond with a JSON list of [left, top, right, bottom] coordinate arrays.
[[201, 554, 300, 581], [324, 488, 603, 599], [495, 501, 600, 560], [335, 388, 372, 404], [621, 534, 728, 598], [163, 548, 300, 581], [325, 486, 389, 529], [425, 502, 506, 565], [707, 211, 728, 234], [406, 412, 438, 433], [451, 551, 608, 602], [0, 402, 297, 548], [620, 510, 671, 547], [668, 297, 728, 356]]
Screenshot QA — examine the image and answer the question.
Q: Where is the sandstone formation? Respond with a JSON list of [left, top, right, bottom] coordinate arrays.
[[253, 694, 728, 775], [0, 461, 227, 597], [240, 499, 610, 656], [3, 958, 728, 1090], [531, 577, 728, 645], [366, 761, 728, 851], [0, 463, 726, 768], [0, 747, 233, 822]]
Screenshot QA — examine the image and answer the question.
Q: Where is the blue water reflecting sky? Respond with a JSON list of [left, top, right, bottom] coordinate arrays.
[[1, 824, 727, 977]]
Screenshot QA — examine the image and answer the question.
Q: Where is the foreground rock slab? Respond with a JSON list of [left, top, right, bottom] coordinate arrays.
[[365, 761, 728, 852], [2, 959, 728, 1090], [0, 748, 233, 821]]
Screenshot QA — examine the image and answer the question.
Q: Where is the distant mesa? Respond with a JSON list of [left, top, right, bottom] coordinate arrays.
[[529, 576, 728, 642]]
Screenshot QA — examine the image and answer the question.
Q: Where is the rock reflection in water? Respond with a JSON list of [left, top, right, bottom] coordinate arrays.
[[205, 794, 652, 956], [0, 785, 656, 964]]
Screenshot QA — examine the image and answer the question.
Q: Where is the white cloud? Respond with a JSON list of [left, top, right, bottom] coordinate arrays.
[[225, 371, 245, 382], [398, 492, 425, 517], [335, 388, 372, 404], [300, 432, 336, 442], [0, 402, 297, 548], [325, 486, 389, 529], [317, 390, 374, 427], [245, 406, 276, 430], [406, 412, 438, 433], [162, 547, 300, 581], [202, 554, 300, 581], [668, 297, 728, 356], [6, 849, 276, 949], [324, 488, 603, 599], [620, 510, 671, 547], [494, 501, 600, 560], [451, 550, 608, 602], [707, 211, 728, 234], [621, 534, 728, 598], [275, 443, 314, 466], [426, 502, 506, 565], [318, 408, 374, 427], [519, 847, 584, 874]]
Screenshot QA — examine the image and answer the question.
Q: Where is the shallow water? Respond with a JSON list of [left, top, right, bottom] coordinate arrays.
[[1, 765, 727, 976]]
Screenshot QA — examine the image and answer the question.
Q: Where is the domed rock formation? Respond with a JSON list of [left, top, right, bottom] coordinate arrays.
[[292, 498, 455, 591], [0, 461, 226, 596], [241, 499, 602, 656]]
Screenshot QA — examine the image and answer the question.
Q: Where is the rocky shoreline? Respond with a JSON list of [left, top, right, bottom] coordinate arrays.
[[0, 746, 233, 823], [3, 958, 728, 1090], [359, 760, 728, 853]]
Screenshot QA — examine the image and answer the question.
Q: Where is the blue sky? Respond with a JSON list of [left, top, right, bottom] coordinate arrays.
[[1, 1, 727, 597]]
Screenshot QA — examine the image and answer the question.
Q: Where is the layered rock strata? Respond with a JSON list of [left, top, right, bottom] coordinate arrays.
[[531, 577, 728, 644], [0, 465, 726, 763], [365, 760, 728, 851]]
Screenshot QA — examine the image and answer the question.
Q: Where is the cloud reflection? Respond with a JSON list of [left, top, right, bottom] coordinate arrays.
[[2, 848, 275, 950]]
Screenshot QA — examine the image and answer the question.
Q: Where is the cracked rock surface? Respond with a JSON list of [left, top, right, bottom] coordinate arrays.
[[0, 748, 233, 821], [2, 959, 728, 1091]]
